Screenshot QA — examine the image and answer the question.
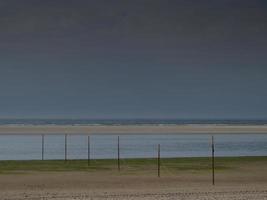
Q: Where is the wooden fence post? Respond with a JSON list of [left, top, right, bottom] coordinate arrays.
[[211, 136, 215, 185], [41, 134, 44, 161], [158, 144, 161, 178], [88, 135, 90, 166], [118, 136, 120, 171], [65, 134, 68, 162]]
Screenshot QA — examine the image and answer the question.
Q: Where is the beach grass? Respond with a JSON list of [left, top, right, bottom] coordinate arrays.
[[0, 156, 266, 174]]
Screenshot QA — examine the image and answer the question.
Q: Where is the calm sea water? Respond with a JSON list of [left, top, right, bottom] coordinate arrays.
[[0, 134, 266, 160]]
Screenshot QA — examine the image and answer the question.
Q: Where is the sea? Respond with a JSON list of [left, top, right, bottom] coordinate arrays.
[[0, 119, 266, 160], [0, 118, 267, 126]]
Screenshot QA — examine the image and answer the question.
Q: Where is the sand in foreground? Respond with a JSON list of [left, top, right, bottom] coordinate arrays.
[[1, 172, 267, 200], [0, 157, 267, 199]]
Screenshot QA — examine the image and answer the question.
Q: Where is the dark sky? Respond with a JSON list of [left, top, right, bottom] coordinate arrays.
[[0, 0, 267, 119]]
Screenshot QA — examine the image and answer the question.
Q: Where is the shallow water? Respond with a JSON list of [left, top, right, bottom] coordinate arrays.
[[0, 134, 266, 160]]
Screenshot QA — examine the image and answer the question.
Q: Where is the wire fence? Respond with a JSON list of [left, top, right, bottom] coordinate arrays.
[[0, 134, 266, 185], [0, 134, 266, 160]]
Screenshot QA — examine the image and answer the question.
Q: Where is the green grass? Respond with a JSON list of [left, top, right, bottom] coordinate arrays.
[[0, 156, 266, 174]]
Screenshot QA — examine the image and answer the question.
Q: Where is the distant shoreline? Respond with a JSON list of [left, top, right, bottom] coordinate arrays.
[[1, 119, 267, 126], [1, 124, 267, 134]]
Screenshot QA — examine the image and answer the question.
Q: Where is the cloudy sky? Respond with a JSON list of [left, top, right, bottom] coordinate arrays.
[[0, 0, 267, 119]]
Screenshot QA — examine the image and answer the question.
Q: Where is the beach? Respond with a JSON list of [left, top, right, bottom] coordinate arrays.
[[0, 125, 267, 199], [1, 124, 267, 134], [0, 157, 267, 200], [1, 175, 267, 199]]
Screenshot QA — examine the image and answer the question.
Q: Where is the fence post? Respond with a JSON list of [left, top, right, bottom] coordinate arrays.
[[158, 144, 161, 178], [41, 134, 44, 161], [118, 136, 120, 171], [211, 136, 215, 185], [88, 135, 90, 166], [65, 134, 68, 162]]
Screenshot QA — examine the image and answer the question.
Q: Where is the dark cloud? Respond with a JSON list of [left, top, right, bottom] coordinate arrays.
[[0, 0, 267, 118]]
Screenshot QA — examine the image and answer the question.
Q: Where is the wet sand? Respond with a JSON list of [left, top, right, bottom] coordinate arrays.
[[0, 124, 267, 134]]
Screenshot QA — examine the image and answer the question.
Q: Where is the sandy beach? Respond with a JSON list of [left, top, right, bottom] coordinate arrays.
[[0, 157, 267, 199], [0, 124, 267, 134], [0, 166, 267, 200]]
